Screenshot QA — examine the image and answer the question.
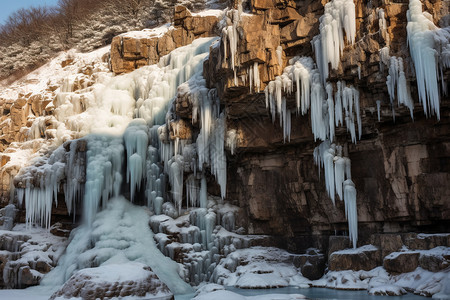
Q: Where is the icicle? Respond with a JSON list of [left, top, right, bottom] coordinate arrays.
[[335, 81, 343, 126], [186, 175, 199, 208], [168, 155, 184, 214], [226, 129, 237, 155], [376, 100, 381, 121], [344, 179, 358, 248], [397, 57, 415, 119], [377, 8, 389, 45], [326, 83, 335, 142], [253, 62, 260, 93], [334, 154, 346, 201], [276, 46, 283, 67]]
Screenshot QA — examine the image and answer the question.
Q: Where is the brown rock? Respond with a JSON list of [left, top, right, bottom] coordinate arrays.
[[370, 234, 403, 258], [174, 5, 192, 25], [328, 236, 351, 258], [252, 0, 275, 10], [329, 246, 382, 271], [18, 266, 40, 288], [419, 253, 450, 272], [110, 5, 219, 74], [293, 251, 325, 280], [267, 7, 301, 24], [280, 15, 317, 45], [169, 119, 193, 140], [50, 264, 174, 300], [383, 252, 420, 274]]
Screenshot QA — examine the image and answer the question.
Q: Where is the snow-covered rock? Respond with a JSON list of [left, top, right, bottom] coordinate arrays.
[[0, 225, 67, 289], [50, 262, 173, 300], [368, 284, 407, 296], [212, 247, 311, 288], [329, 245, 381, 271]]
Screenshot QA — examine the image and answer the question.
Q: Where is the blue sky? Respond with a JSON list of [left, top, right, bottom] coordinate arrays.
[[0, 0, 59, 25]]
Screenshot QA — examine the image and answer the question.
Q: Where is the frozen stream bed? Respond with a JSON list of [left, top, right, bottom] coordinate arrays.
[[175, 286, 432, 300], [0, 286, 429, 300]]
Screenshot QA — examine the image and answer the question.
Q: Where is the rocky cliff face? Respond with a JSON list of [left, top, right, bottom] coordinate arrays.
[[0, 0, 449, 291], [201, 0, 450, 251], [109, 0, 450, 252]]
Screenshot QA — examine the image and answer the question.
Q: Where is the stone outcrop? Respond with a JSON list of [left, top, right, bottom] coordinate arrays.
[[200, 0, 450, 253], [383, 252, 420, 274], [110, 6, 220, 74]]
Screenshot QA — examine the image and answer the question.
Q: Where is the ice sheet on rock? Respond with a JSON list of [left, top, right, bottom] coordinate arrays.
[[41, 197, 192, 295], [83, 135, 124, 226], [124, 119, 149, 202]]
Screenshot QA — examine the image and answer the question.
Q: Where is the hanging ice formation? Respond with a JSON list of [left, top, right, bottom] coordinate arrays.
[[406, 0, 441, 120], [386, 56, 414, 119], [314, 141, 357, 248], [377, 8, 389, 46], [312, 0, 356, 83], [15, 37, 221, 229], [221, 2, 243, 85]]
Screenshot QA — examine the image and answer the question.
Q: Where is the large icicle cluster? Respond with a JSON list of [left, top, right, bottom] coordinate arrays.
[[314, 141, 357, 248], [221, 2, 243, 85], [16, 37, 220, 229], [15, 140, 86, 229], [264, 57, 361, 144], [312, 0, 356, 83], [264, 57, 315, 142], [406, 0, 441, 120]]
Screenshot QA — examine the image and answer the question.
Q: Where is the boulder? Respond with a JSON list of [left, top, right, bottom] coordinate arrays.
[[419, 252, 450, 272], [328, 245, 382, 271], [293, 250, 325, 280], [383, 252, 420, 274], [50, 263, 174, 300]]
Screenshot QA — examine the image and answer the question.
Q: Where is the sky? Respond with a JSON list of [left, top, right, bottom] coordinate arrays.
[[0, 0, 60, 25]]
